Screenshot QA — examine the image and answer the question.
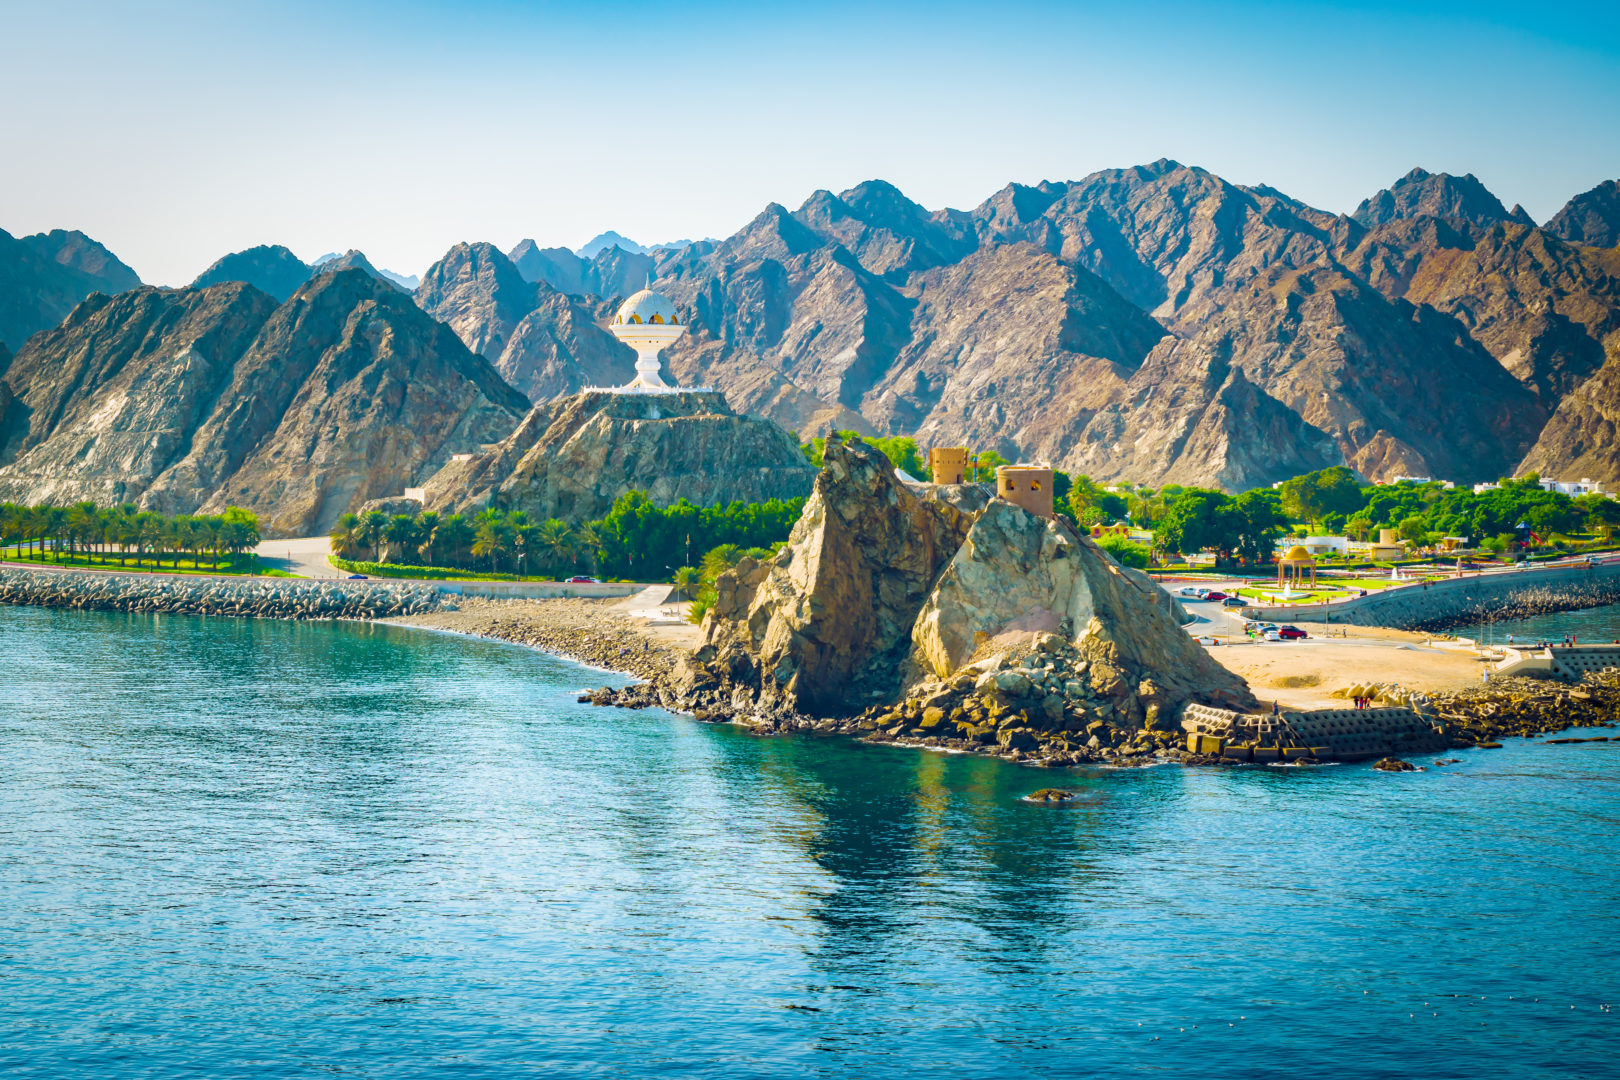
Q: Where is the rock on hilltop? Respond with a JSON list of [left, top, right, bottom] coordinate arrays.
[[418, 389, 816, 523], [674, 438, 1250, 729]]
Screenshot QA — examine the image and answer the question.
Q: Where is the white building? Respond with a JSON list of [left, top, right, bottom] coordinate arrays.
[[1538, 477, 1607, 497]]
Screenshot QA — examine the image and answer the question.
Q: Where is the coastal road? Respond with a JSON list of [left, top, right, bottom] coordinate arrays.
[[254, 536, 341, 578]]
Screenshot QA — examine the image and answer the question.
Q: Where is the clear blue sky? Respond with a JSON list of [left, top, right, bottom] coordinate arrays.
[[1, 0, 1616, 285]]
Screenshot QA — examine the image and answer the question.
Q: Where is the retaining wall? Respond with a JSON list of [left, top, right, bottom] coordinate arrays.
[[1241, 561, 1620, 629]]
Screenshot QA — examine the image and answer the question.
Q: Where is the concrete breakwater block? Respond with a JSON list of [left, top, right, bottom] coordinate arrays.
[[0, 566, 454, 621]]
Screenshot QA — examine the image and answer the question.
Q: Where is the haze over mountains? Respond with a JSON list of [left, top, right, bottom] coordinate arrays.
[[4, 159, 1620, 534]]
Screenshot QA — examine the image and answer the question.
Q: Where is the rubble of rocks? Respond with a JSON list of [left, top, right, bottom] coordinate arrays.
[[1421, 671, 1620, 745], [0, 566, 451, 620], [392, 597, 685, 683]]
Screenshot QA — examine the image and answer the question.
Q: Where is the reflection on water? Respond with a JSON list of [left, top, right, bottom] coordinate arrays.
[[1453, 599, 1620, 645], [1, 605, 1616, 1078]]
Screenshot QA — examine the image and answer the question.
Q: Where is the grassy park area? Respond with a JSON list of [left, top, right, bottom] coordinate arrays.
[[2, 545, 297, 577]]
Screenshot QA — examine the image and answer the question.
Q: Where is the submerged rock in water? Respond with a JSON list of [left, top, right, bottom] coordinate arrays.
[[1374, 757, 1416, 772]]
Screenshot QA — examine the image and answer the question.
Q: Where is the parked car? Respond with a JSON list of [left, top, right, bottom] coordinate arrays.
[[1278, 626, 1308, 640], [566, 575, 598, 584], [1194, 588, 1211, 599], [1192, 635, 1220, 645], [1263, 629, 1282, 641], [1203, 591, 1227, 601], [1178, 586, 1203, 597], [1222, 596, 1246, 608], [346, 573, 368, 580]]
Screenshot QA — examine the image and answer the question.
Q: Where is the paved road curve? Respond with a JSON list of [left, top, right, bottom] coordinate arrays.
[[253, 536, 340, 578]]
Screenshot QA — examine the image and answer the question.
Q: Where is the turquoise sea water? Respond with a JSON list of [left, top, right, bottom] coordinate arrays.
[[2, 605, 1618, 1078], [1454, 601, 1620, 646]]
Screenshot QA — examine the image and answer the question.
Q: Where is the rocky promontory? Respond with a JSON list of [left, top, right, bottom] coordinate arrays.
[[600, 438, 1254, 765]]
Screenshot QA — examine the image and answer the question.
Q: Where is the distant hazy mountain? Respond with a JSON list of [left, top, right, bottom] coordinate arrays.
[[313, 250, 418, 291], [190, 245, 312, 301], [0, 227, 140, 351]]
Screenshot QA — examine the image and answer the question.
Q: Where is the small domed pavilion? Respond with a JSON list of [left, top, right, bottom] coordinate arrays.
[[1278, 545, 1317, 588]]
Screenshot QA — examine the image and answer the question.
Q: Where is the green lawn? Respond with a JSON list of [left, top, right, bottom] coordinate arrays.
[[1, 547, 297, 577], [329, 556, 572, 582]]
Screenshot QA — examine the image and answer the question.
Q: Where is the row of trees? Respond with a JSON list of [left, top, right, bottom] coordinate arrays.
[[330, 492, 807, 580], [0, 502, 263, 570]]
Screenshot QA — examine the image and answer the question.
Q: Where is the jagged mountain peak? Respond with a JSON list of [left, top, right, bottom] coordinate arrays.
[[1547, 178, 1620, 249], [1352, 168, 1517, 229], [190, 244, 312, 302]]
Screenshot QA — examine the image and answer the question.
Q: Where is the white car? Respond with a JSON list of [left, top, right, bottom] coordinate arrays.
[[1263, 629, 1282, 641], [1193, 635, 1220, 645], [1178, 586, 1203, 597]]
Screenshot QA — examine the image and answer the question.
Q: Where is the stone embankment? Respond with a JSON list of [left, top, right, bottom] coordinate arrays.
[[1246, 561, 1620, 631], [0, 566, 452, 620]]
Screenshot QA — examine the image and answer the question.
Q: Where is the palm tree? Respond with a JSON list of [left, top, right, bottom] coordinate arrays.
[[534, 518, 577, 577], [330, 512, 361, 559], [575, 522, 604, 575], [384, 515, 419, 564], [358, 511, 388, 563], [436, 514, 473, 569], [700, 543, 744, 582], [415, 511, 441, 566], [471, 518, 515, 573], [39, 506, 67, 563]]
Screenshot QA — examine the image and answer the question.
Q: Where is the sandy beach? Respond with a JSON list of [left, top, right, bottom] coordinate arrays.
[[1203, 621, 1491, 709]]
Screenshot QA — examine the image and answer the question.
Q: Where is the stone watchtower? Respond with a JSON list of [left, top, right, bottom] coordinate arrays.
[[929, 446, 969, 485], [996, 465, 1054, 520]]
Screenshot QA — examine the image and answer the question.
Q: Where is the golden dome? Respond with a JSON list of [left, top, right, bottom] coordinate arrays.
[[1284, 545, 1312, 561]]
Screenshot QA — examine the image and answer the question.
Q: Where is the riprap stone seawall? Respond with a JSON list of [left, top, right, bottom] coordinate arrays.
[[1244, 561, 1620, 631], [0, 565, 455, 620]]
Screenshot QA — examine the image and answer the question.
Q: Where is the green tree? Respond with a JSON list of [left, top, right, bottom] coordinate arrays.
[[357, 511, 388, 562], [415, 511, 441, 566], [1096, 532, 1150, 569], [1277, 466, 1364, 524], [330, 512, 361, 558], [384, 515, 419, 563]]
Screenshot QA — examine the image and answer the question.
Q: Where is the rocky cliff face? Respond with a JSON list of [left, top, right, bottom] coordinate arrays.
[[0, 270, 528, 535], [1341, 219, 1620, 404], [419, 389, 815, 523], [1518, 356, 1620, 483], [190, 245, 313, 301], [675, 438, 1250, 726], [1547, 180, 1620, 249], [1068, 264, 1543, 487], [173, 271, 530, 535], [0, 227, 141, 351], [0, 284, 278, 506]]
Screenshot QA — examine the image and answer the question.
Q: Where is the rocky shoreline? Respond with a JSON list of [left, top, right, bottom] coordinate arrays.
[[0, 565, 451, 620], [387, 597, 687, 684]]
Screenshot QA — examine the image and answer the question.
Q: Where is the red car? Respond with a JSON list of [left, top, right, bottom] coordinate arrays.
[[1203, 591, 1227, 601], [1278, 626, 1308, 640], [566, 576, 598, 584]]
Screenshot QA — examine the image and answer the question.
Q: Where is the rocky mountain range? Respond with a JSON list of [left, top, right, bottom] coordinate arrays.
[[409, 162, 1620, 487], [0, 227, 141, 351], [0, 269, 528, 535], [6, 158, 1620, 525]]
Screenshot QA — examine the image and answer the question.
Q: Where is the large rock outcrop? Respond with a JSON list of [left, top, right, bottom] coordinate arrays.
[[418, 389, 816, 523], [674, 439, 1250, 727]]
